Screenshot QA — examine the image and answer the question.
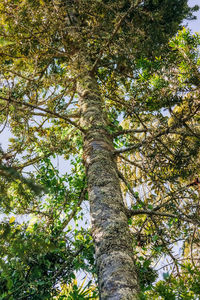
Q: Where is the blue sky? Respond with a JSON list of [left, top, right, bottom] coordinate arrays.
[[188, 0, 200, 32]]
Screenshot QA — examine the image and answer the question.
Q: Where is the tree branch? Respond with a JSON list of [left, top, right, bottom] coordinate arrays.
[[127, 208, 200, 225], [112, 128, 148, 137], [90, 0, 142, 73], [117, 170, 141, 205], [60, 187, 87, 232], [0, 96, 85, 133]]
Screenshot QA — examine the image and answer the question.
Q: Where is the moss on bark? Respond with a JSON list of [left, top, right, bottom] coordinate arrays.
[[78, 75, 139, 299]]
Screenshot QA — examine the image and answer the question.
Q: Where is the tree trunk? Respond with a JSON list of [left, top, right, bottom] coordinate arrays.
[[78, 74, 139, 300]]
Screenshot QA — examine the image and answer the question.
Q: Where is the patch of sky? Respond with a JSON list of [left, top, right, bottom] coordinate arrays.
[[187, 0, 200, 33]]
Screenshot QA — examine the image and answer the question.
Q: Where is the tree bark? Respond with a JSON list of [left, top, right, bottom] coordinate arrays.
[[78, 74, 139, 300]]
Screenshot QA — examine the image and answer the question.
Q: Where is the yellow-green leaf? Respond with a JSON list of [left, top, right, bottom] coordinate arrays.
[[9, 216, 16, 224]]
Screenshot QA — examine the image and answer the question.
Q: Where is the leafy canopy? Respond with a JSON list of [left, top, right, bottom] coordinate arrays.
[[0, 0, 199, 299]]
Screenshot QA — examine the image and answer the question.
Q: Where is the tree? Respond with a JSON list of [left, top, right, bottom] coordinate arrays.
[[0, 0, 199, 299]]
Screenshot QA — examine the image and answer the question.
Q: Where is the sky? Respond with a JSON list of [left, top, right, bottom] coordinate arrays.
[[188, 0, 200, 32]]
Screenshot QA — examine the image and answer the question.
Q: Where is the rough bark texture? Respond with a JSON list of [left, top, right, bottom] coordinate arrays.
[[78, 75, 139, 300]]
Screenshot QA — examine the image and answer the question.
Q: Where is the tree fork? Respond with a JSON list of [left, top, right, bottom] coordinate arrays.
[[78, 75, 139, 299]]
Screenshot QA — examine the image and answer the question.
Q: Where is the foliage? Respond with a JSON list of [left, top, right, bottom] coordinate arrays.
[[141, 264, 200, 299], [0, 0, 199, 298], [0, 155, 97, 299], [56, 278, 98, 300]]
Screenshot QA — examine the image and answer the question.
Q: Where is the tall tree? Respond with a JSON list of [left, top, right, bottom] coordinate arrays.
[[0, 0, 199, 299]]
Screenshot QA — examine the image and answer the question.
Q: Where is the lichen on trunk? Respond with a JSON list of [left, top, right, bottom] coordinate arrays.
[[78, 74, 139, 299]]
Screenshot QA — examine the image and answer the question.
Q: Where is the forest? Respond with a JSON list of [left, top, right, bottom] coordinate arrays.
[[0, 0, 200, 299]]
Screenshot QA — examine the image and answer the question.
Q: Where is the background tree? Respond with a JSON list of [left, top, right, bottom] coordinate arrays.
[[0, 0, 199, 299]]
